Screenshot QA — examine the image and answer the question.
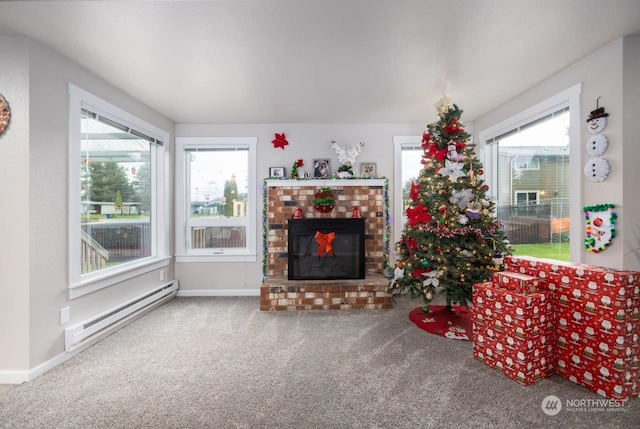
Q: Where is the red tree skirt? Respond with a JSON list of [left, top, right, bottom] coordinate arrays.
[[409, 305, 473, 341]]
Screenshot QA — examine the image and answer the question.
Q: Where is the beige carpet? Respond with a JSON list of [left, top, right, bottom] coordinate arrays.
[[0, 385, 15, 396], [0, 295, 638, 428]]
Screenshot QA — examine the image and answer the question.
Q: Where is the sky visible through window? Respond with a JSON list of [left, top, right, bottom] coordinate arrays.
[[189, 150, 248, 203]]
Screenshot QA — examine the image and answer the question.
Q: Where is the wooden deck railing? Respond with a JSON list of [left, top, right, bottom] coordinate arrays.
[[81, 230, 109, 274]]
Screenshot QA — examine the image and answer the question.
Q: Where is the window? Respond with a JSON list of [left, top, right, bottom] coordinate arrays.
[[479, 84, 582, 262], [516, 191, 540, 205], [68, 84, 170, 298], [514, 157, 540, 170], [393, 136, 423, 246], [175, 137, 257, 262]]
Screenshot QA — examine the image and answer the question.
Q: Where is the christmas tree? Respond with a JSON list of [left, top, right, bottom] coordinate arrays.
[[387, 98, 509, 312]]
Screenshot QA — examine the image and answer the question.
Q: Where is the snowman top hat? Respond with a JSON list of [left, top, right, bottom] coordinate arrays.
[[586, 97, 609, 122]]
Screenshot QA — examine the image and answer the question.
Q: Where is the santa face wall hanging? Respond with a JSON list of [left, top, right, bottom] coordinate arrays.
[[583, 203, 616, 253]]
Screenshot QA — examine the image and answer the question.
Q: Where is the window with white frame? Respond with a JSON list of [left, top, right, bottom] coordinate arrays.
[[175, 137, 257, 262], [479, 83, 582, 262], [68, 84, 170, 298], [393, 136, 423, 246]]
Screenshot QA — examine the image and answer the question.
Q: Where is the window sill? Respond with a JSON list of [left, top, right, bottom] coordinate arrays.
[[175, 253, 257, 263], [69, 257, 171, 299]]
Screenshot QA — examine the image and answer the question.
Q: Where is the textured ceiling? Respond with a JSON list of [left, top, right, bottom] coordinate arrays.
[[1, 0, 640, 124]]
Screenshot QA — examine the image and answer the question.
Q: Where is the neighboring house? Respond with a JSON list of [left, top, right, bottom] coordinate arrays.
[[82, 201, 141, 215], [497, 147, 570, 243], [191, 200, 225, 216], [497, 146, 570, 212]]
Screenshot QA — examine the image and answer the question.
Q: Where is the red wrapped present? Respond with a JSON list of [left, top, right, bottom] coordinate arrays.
[[555, 344, 640, 400], [554, 301, 640, 400], [473, 282, 556, 385], [493, 271, 541, 294]]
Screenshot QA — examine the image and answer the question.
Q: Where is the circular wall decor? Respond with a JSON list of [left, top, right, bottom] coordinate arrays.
[[586, 116, 607, 134], [584, 157, 611, 182], [586, 134, 609, 156], [0, 93, 11, 136]]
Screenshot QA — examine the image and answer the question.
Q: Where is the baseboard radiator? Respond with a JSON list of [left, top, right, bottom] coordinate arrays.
[[65, 281, 178, 352]]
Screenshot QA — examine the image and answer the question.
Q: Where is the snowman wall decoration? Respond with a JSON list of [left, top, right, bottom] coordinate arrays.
[[584, 99, 611, 182]]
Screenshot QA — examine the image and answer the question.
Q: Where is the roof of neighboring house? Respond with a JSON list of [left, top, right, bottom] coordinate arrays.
[[499, 146, 569, 157]]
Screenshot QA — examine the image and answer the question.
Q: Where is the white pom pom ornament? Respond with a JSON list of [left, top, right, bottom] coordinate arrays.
[[584, 157, 610, 182]]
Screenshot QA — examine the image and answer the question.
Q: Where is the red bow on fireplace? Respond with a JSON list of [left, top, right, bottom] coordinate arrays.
[[315, 231, 335, 257]]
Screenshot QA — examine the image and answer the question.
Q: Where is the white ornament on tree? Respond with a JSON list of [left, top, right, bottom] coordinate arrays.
[[439, 159, 465, 182]]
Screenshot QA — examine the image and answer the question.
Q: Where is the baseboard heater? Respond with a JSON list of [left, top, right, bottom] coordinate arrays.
[[65, 281, 178, 352]]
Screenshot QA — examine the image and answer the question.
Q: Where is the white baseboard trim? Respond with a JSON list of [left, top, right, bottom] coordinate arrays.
[[177, 289, 260, 297], [28, 351, 69, 381], [0, 348, 73, 384]]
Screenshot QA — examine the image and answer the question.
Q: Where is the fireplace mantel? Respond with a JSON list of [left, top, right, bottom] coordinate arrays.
[[265, 178, 387, 187]]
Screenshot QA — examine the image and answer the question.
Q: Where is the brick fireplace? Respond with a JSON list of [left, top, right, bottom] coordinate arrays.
[[261, 179, 393, 310]]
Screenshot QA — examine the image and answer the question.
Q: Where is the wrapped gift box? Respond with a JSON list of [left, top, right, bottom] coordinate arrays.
[[473, 332, 554, 386], [506, 256, 639, 295], [556, 277, 640, 320], [493, 271, 540, 294], [555, 344, 640, 400], [504, 256, 640, 400], [473, 282, 555, 385], [554, 305, 640, 399]]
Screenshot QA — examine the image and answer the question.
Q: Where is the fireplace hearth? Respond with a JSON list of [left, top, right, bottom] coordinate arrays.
[[288, 218, 365, 280]]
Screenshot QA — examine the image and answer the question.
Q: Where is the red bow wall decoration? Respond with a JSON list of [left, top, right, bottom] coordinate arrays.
[[272, 132, 289, 150], [315, 231, 335, 257]]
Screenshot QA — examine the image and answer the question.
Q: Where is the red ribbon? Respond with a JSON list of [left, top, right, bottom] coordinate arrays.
[[315, 231, 335, 257]]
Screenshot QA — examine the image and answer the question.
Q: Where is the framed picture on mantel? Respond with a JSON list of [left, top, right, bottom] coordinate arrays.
[[269, 167, 285, 178], [313, 159, 331, 178], [360, 162, 376, 178]]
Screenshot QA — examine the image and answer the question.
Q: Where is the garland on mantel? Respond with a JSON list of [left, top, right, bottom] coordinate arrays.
[[265, 175, 383, 180], [261, 178, 390, 280]]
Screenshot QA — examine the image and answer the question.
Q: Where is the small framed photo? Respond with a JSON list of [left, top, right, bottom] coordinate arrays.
[[313, 159, 331, 178], [360, 162, 376, 178], [269, 167, 286, 178]]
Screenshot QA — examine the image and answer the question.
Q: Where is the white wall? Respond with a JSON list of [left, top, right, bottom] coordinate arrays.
[[622, 36, 640, 268], [0, 37, 176, 382], [174, 123, 422, 292], [0, 36, 31, 379], [473, 37, 640, 271]]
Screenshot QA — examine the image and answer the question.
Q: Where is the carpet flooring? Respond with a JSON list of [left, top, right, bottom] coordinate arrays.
[[0, 295, 638, 428]]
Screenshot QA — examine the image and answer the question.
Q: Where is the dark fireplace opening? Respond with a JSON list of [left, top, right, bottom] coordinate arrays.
[[288, 218, 365, 280]]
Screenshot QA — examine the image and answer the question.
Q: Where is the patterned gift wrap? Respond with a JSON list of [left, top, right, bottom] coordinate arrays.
[[473, 282, 555, 385], [493, 271, 541, 294]]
